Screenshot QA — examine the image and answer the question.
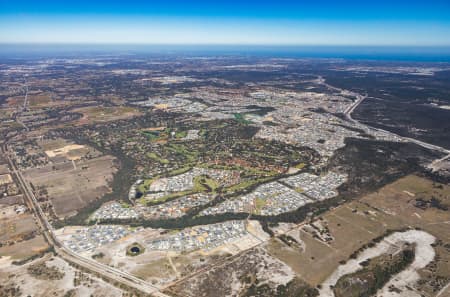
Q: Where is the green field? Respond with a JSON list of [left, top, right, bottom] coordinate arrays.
[[234, 113, 252, 125], [147, 152, 170, 164]]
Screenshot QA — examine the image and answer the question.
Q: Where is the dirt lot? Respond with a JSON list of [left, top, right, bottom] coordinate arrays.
[[266, 201, 404, 286], [0, 235, 48, 260], [133, 257, 177, 285], [320, 230, 435, 297], [23, 155, 117, 218], [27, 92, 53, 107], [360, 174, 450, 232], [38, 138, 102, 161], [0, 173, 12, 185], [0, 254, 123, 297], [166, 247, 296, 297], [266, 174, 450, 292], [72, 106, 142, 125], [0, 164, 10, 175], [0, 207, 39, 244]]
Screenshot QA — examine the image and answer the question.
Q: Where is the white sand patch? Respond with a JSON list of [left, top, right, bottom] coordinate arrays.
[[0, 256, 12, 269], [1, 255, 123, 297], [319, 230, 436, 297], [378, 231, 436, 297], [256, 250, 296, 287], [438, 105, 450, 110]]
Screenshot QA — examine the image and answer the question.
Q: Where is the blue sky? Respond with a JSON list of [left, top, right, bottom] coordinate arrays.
[[1, 0, 450, 45]]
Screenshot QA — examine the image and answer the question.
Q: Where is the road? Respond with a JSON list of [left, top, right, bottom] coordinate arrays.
[[2, 143, 169, 297], [5, 138, 303, 295], [12, 78, 30, 131], [23, 78, 29, 111], [428, 153, 450, 172], [343, 93, 366, 122], [161, 216, 310, 290], [341, 84, 450, 164], [319, 72, 450, 157], [4, 76, 449, 295]]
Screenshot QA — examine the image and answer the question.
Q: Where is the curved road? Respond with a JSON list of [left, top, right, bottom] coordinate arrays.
[[340, 83, 450, 163], [3, 77, 449, 296]]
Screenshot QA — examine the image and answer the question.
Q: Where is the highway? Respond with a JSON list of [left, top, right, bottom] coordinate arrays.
[[23, 78, 29, 112], [428, 153, 450, 172], [3, 77, 449, 296], [3, 136, 307, 294], [2, 143, 169, 297], [343, 93, 366, 122], [342, 88, 450, 162]]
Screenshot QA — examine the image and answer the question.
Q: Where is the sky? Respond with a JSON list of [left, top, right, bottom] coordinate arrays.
[[1, 0, 450, 45]]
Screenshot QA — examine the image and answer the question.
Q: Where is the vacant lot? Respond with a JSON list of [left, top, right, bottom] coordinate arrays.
[[0, 164, 10, 175], [0, 255, 124, 297], [266, 201, 404, 285], [132, 257, 176, 286], [0, 173, 12, 185], [0, 207, 39, 244], [360, 174, 450, 231], [38, 138, 102, 161], [0, 235, 48, 260], [166, 247, 296, 297], [23, 155, 117, 218], [266, 174, 450, 290], [73, 106, 142, 125]]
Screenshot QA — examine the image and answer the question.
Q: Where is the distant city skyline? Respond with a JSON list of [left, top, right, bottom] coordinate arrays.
[[1, 0, 450, 45]]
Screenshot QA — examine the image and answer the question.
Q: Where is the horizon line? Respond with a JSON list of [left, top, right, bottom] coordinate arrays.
[[2, 43, 450, 48]]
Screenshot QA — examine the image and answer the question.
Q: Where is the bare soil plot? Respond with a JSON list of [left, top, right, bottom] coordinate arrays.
[[357, 174, 450, 296], [72, 106, 142, 125], [5, 95, 23, 108], [319, 230, 436, 297], [27, 92, 53, 107], [359, 174, 450, 239], [37, 138, 68, 151], [166, 247, 295, 297], [265, 174, 450, 290], [266, 202, 402, 285], [0, 173, 12, 185], [0, 235, 48, 260], [0, 255, 123, 297], [23, 155, 117, 218], [0, 209, 39, 243], [132, 257, 176, 286], [0, 164, 10, 175], [169, 251, 232, 279], [38, 138, 102, 161], [0, 195, 23, 206], [44, 144, 89, 161], [266, 229, 337, 285]]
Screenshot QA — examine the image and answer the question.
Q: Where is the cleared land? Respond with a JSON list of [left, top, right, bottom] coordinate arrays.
[[0, 173, 12, 185], [265, 174, 450, 295], [0, 235, 48, 260], [23, 155, 117, 218], [320, 230, 435, 297], [165, 247, 297, 297], [0, 207, 39, 244], [0, 254, 124, 297], [72, 106, 142, 125]]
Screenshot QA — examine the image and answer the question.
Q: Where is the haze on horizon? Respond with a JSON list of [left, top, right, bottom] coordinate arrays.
[[1, 0, 450, 46]]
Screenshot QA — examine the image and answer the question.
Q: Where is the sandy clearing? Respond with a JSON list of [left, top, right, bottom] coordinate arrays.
[[0, 256, 12, 269], [319, 230, 436, 297], [1, 255, 124, 297]]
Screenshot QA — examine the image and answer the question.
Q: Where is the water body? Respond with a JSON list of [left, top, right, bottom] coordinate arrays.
[[1, 44, 450, 62]]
